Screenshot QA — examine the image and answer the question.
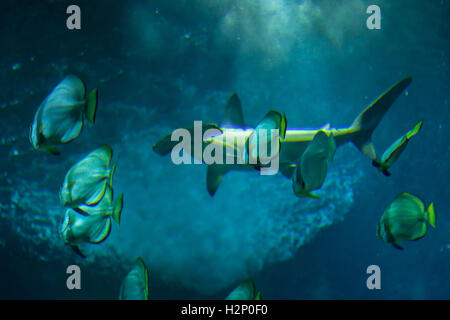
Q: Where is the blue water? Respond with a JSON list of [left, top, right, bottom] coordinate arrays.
[[0, 0, 448, 299]]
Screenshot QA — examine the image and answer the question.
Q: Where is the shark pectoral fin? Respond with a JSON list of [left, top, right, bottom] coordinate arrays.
[[222, 93, 245, 128], [279, 163, 296, 179], [153, 131, 178, 156], [71, 245, 87, 258], [206, 164, 228, 196]]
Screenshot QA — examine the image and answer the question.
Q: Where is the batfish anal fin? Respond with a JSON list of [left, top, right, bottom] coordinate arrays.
[[71, 245, 87, 258]]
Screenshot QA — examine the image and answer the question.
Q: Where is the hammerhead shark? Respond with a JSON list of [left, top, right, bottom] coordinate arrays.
[[153, 77, 412, 196]]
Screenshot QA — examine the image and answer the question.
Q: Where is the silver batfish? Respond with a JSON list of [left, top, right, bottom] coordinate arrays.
[[119, 257, 149, 300], [225, 278, 261, 300], [30, 75, 98, 154], [59, 185, 123, 257], [60, 145, 117, 207], [293, 130, 336, 198]]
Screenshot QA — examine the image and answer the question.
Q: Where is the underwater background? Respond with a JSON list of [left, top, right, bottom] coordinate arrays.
[[0, 0, 448, 299]]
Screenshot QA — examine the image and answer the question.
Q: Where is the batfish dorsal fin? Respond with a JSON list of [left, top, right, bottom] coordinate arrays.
[[222, 93, 245, 128]]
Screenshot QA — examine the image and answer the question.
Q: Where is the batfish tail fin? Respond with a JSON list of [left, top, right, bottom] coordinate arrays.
[[427, 202, 436, 228], [350, 77, 412, 160], [85, 88, 98, 124], [109, 158, 118, 187], [112, 192, 124, 225]]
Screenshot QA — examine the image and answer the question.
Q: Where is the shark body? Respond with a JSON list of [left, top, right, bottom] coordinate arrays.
[[154, 77, 413, 196]]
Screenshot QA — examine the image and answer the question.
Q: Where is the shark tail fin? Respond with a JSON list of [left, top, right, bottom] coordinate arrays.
[[350, 77, 412, 160]]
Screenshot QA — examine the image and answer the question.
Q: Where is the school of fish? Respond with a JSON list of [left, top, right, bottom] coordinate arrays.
[[28, 74, 435, 299]]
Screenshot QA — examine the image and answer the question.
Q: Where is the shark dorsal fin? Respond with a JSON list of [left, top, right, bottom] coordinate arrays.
[[222, 93, 245, 128]]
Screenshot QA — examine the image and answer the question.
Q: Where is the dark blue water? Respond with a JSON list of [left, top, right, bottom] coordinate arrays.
[[0, 0, 448, 299]]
